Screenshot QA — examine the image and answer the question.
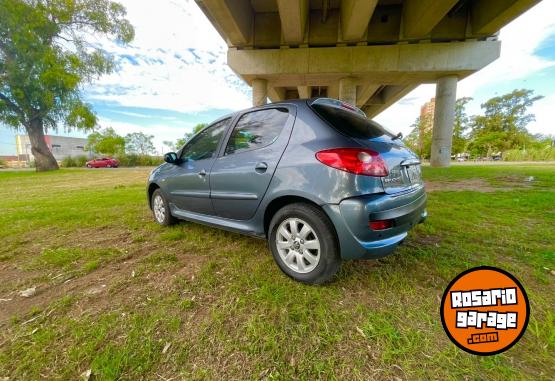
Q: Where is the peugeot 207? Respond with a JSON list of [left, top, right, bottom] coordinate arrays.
[[147, 98, 427, 284]]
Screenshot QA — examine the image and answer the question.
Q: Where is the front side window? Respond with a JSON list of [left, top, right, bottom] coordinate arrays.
[[225, 108, 289, 155], [181, 118, 229, 161]]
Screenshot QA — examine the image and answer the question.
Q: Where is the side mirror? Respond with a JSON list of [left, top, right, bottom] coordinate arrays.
[[164, 152, 179, 164]]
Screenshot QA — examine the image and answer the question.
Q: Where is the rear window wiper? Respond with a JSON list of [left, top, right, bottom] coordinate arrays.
[[392, 132, 403, 140]]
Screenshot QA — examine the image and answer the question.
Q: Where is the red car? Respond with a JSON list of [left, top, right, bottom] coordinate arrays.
[[86, 157, 119, 168]]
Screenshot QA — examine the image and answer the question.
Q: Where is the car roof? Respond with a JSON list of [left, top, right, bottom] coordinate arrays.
[[203, 99, 309, 127], [236, 97, 365, 115], [247, 98, 309, 111], [210, 97, 365, 128], [201, 97, 363, 137]]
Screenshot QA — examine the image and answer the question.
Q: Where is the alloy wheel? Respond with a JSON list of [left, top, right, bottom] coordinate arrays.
[[275, 217, 320, 273], [153, 194, 166, 223]]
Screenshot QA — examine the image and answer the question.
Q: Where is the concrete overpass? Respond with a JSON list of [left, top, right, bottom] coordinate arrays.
[[195, 0, 541, 166]]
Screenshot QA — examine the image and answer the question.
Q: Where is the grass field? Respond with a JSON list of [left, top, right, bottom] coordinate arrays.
[[0, 164, 554, 380]]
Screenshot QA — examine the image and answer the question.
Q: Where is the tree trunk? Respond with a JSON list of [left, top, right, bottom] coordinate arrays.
[[26, 118, 59, 171]]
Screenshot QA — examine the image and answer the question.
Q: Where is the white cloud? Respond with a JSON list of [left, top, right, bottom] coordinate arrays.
[[84, 0, 555, 138], [528, 93, 555, 136], [112, 110, 153, 119], [85, 0, 251, 113], [375, 0, 555, 135], [458, 0, 555, 97]]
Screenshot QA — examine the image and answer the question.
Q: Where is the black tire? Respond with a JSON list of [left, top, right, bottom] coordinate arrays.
[[268, 203, 341, 284], [151, 189, 177, 226]]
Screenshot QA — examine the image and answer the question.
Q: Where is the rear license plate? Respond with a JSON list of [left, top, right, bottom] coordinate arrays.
[[405, 165, 422, 185]]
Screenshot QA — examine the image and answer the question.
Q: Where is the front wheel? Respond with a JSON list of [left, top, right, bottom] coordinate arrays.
[[269, 203, 341, 284], [151, 189, 177, 226]]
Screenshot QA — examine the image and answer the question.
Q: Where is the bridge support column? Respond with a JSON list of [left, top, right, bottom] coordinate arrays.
[[339, 77, 357, 106], [430, 75, 458, 167], [252, 78, 268, 106]]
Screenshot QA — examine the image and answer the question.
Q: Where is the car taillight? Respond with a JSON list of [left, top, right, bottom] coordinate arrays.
[[315, 148, 388, 177]]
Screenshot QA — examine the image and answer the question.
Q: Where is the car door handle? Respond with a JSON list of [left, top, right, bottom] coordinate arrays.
[[198, 169, 207, 177], [255, 162, 268, 173]]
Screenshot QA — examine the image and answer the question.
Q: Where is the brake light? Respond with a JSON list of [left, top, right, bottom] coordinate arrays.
[[369, 219, 393, 230], [340, 102, 357, 112], [315, 148, 389, 177]]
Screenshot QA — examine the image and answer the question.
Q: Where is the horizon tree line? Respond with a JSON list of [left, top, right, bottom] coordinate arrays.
[[404, 89, 552, 159]]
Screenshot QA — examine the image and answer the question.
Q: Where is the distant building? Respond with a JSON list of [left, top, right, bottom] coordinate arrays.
[[0, 155, 21, 168], [420, 97, 435, 130], [15, 135, 91, 164], [418, 98, 435, 152]]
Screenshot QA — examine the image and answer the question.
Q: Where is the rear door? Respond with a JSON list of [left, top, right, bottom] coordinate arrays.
[[163, 118, 230, 215], [210, 106, 295, 220]]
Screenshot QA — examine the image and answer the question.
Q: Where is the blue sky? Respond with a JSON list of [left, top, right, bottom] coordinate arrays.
[[1, 0, 554, 155]]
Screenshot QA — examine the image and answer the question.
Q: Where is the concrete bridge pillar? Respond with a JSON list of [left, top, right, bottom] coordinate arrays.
[[431, 75, 458, 167], [252, 78, 268, 106], [339, 77, 357, 106]]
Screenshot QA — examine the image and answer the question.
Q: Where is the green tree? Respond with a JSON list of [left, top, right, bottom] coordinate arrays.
[[125, 132, 155, 155], [176, 123, 207, 149], [0, 0, 134, 171], [531, 134, 555, 149], [405, 113, 433, 159], [403, 124, 420, 155], [162, 140, 176, 152], [175, 137, 187, 150], [452, 97, 472, 155], [86, 127, 125, 156], [468, 89, 542, 157], [405, 97, 471, 159]]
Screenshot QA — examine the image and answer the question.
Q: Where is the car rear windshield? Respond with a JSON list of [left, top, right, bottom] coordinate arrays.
[[310, 100, 395, 140]]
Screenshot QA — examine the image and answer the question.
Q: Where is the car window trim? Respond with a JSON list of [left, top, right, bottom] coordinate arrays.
[[220, 106, 293, 157], [179, 117, 232, 161]]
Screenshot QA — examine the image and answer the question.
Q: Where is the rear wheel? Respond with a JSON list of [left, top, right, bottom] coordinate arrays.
[[151, 189, 177, 226], [86, 164, 92, 168], [269, 203, 341, 284]]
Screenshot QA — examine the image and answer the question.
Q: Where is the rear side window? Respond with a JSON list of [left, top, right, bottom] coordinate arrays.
[[311, 102, 395, 139], [225, 108, 289, 155]]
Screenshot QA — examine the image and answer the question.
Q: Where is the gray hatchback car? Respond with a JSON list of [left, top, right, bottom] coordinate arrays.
[[147, 98, 427, 284]]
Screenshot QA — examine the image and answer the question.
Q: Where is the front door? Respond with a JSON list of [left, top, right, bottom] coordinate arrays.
[[165, 118, 229, 215], [210, 107, 295, 220]]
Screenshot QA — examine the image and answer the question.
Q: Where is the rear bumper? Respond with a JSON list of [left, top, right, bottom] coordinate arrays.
[[323, 186, 427, 260]]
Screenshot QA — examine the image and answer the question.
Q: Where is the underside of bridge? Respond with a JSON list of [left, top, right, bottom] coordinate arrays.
[[195, 0, 540, 166]]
